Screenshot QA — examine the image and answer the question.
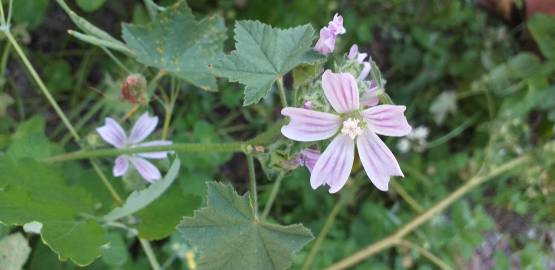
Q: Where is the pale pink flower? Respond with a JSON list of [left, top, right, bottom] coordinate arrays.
[[96, 112, 173, 182], [328, 13, 346, 35], [314, 13, 346, 55], [314, 27, 337, 55], [281, 70, 411, 193], [348, 44, 371, 81]]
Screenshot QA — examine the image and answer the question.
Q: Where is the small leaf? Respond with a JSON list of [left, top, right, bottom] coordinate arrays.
[[0, 233, 31, 270], [528, 14, 555, 60], [12, 0, 49, 29], [122, 1, 226, 91], [179, 182, 314, 270], [103, 159, 181, 222], [212, 20, 322, 105]]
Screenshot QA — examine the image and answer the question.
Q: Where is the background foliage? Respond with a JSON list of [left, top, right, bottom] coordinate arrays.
[[0, 0, 554, 269]]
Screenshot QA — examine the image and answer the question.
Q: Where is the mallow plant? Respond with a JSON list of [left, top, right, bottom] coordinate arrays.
[[1, 1, 552, 270]]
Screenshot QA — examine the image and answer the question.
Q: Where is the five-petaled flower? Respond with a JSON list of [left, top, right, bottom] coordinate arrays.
[[314, 13, 346, 55], [96, 112, 173, 182], [281, 70, 412, 193]]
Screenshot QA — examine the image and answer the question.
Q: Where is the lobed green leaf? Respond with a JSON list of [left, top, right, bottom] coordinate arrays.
[[179, 182, 314, 270], [212, 20, 323, 105], [122, 1, 227, 91]]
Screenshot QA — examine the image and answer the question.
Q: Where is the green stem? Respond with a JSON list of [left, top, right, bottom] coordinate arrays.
[[44, 143, 246, 163], [396, 240, 451, 270], [261, 172, 285, 219], [143, 0, 160, 20], [302, 197, 345, 270], [326, 154, 531, 270], [277, 77, 288, 107], [247, 154, 258, 219], [3, 27, 123, 206], [427, 116, 476, 148], [391, 180, 423, 213], [44, 118, 286, 163], [0, 42, 11, 77], [91, 159, 123, 205], [139, 239, 162, 270], [4, 30, 80, 140]]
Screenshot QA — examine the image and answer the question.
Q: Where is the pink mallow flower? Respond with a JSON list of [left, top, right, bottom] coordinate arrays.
[[281, 70, 411, 193], [314, 13, 346, 55], [329, 13, 346, 35], [96, 112, 173, 182]]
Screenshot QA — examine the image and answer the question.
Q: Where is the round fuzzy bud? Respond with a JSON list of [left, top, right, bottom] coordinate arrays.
[[121, 74, 147, 105]]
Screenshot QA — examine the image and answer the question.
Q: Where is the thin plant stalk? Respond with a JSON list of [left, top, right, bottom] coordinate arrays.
[[140, 239, 162, 270], [396, 239, 452, 270], [261, 171, 285, 219], [277, 76, 288, 107], [247, 154, 258, 218], [326, 154, 531, 270]]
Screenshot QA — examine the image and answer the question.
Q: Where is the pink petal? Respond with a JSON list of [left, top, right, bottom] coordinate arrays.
[[129, 112, 158, 144], [113, 155, 129, 177], [329, 13, 346, 35], [364, 105, 412, 137], [357, 53, 368, 64], [348, 44, 359, 60], [129, 157, 162, 182], [360, 83, 380, 107], [322, 70, 360, 113], [300, 149, 321, 173], [96, 118, 127, 148], [310, 134, 355, 193], [136, 140, 173, 159], [281, 107, 341, 142], [314, 27, 336, 55], [358, 62, 371, 81], [357, 131, 403, 191]]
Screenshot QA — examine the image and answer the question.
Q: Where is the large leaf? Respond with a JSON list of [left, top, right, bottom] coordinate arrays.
[[122, 1, 226, 91], [212, 20, 322, 105], [528, 14, 555, 60], [0, 157, 106, 266], [0, 233, 31, 270], [103, 159, 181, 222], [178, 182, 314, 270]]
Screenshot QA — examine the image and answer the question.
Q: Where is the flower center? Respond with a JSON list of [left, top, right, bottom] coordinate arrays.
[[341, 118, 364, 140]]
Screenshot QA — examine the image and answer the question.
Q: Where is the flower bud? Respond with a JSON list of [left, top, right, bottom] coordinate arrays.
[[121, 74, 147, 105]]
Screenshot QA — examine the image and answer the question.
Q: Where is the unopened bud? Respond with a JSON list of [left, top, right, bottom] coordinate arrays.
[[121, 74, 147, 104]]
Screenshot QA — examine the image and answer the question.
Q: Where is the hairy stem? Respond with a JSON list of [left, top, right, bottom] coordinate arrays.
[[302, 198, 345, 270], [44, 143, 246, 163], [391, 180, 423, 213], [140, 239, 162, 270], [247, 154, 258, 219], [277, 77, 288, 107], [91, 160, 123, 205], [5, 30, 80, 140], [44, 119, 286, 163], [396, 240, 452, 270], [261, 171, 285, 220], [325, 154, 530, 270]]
